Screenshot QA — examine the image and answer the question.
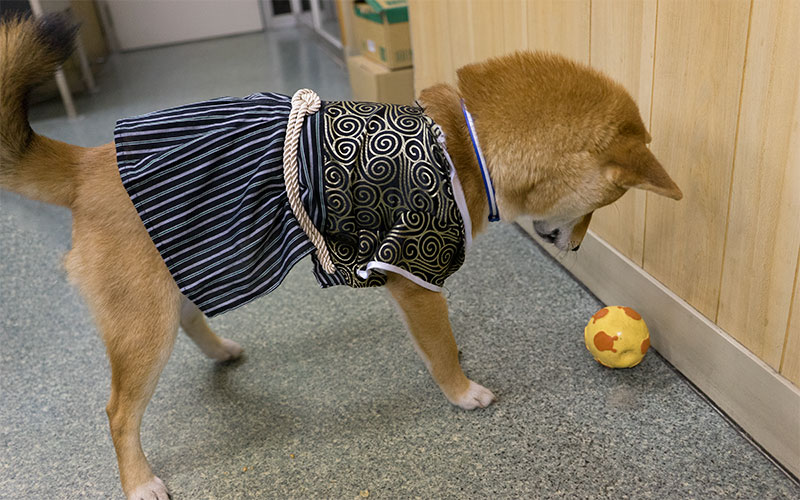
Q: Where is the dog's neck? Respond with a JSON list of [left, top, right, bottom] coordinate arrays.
[[419, 84, 493, 237]]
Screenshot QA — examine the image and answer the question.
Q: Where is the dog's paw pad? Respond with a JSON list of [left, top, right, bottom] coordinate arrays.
[[452, 380, 496, 410], [127, 476, 170, 500], [215, 338, 243, 362]]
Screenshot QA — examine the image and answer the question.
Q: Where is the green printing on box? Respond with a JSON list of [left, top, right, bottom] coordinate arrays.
[[354, 0, 409, 24], [396, 49, 411, 62], [362, 43, 411, 65]]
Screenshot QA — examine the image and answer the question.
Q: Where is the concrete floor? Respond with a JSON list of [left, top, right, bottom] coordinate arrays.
[[2, 28, 799, 499]]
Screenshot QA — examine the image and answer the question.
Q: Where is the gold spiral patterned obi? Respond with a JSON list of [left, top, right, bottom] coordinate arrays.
[[311, 101, 468, 291]]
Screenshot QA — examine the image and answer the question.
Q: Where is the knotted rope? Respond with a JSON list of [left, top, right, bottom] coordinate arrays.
[[283, 89, 336, 273]]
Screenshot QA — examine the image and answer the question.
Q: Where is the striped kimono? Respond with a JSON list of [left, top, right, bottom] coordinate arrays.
[[115, 93, 471, 317]]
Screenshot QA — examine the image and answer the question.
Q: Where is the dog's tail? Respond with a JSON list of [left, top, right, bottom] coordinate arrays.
[[1, 13, 85, 207]]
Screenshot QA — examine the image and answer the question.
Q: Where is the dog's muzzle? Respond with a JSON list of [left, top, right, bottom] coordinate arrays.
[[533, 221, 559, 243]]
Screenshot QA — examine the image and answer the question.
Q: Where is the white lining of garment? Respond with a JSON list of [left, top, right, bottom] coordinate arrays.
[[438, 135, 473, 251], [356, 262, 443, 292]]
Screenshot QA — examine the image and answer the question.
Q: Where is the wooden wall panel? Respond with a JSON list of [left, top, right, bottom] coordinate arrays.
[[643, 0, 750, 319], [782, 255, 800, 386], [411, 0, 531, 93], [589, 0, 657, 266], [408, 0, 434, 91], [470, 0, 506, 61], [446, 0, 476, 78], [502, 0, 528, 53], [526, 0, 590, 63], [779, 56, 800, 385], [408, 0, 455, 91], [717, 0, 800, 370], [411, 0, 590, 93]]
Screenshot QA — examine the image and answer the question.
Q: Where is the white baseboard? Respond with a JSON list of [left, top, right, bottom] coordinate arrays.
[[517, 222, 800, 478]]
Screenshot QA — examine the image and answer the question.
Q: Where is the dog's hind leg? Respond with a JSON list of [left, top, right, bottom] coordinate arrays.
[[385, 273, 496, 410], [66, 226, 182, 499], [104, 309, 178, 500], [83, 274, 181, 500], [179, 296, 243, 361]]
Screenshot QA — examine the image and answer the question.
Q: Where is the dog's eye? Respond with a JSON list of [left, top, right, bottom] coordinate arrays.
[[619, 122, 645, 137]]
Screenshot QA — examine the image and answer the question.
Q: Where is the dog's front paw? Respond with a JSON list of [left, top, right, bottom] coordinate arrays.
[[127, 476, 170, 500], [449, 380, 496, 410], [215, 337, 243, 362]]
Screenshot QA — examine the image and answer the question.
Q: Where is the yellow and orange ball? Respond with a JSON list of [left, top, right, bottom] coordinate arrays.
[[584, 306, 650, 368]]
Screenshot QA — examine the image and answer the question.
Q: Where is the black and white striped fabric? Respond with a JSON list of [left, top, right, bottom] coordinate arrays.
[[115, 92, 325, 317]]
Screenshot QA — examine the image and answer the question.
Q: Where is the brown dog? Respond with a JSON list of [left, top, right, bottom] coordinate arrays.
[[0, 15, 681, 500]]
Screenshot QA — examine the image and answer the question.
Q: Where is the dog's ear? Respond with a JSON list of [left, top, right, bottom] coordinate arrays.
[[604, 141, 683, 200]]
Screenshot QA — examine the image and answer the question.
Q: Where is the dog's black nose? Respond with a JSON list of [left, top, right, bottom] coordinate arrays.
[[536, 228, 559, 243], [572, 244, 581, 252], [533, 222, 560, 244], [544, 229, 559, 243]]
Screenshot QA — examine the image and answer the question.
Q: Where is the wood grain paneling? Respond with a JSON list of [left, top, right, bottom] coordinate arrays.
[[717, 0, 800, 369], [502, 0, 528, 53], [589, 0, 657, 265], [782, 254, 800, 386], [643, 0, 750, 319], [408, 0, 455, 91], [526, 0, 590, 63], [446, 0, 476, 76], [411, 0, 590, 91], [410, 0, 530, 92], [779, 67, 800, 386], [407, 0, 432, 90], [470, 0, 505, 61]]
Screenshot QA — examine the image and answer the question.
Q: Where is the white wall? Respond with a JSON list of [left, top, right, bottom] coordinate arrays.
[[105, 0, 264, 51]]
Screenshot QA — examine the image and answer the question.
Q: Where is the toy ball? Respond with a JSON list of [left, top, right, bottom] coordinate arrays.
[[584, 306, 650, 368]]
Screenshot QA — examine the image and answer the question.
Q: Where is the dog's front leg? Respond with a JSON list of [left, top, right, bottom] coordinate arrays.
[[180, 296, 243, 361], [386, 273, 495, 409]]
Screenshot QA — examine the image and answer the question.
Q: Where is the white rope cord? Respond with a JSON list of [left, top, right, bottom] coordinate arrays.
[[283, 89, 336, 274]]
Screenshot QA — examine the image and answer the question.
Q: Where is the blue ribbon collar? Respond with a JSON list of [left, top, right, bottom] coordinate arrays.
[[461, 100, 500, 222]]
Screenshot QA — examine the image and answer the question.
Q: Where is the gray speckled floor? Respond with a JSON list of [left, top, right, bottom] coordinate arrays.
[[1, 29, 798, 500]]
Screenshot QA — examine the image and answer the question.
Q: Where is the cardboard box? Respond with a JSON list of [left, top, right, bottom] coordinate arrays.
[[347, 55, 415, 105], [353, 0, 412, 69]]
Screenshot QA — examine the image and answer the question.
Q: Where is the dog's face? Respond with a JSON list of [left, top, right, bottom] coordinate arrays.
[[525, 128, 682, 252], [457, 52, 682, 251]]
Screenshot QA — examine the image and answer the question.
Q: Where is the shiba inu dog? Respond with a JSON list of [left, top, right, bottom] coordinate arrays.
[[0, 14, 681, 500]]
